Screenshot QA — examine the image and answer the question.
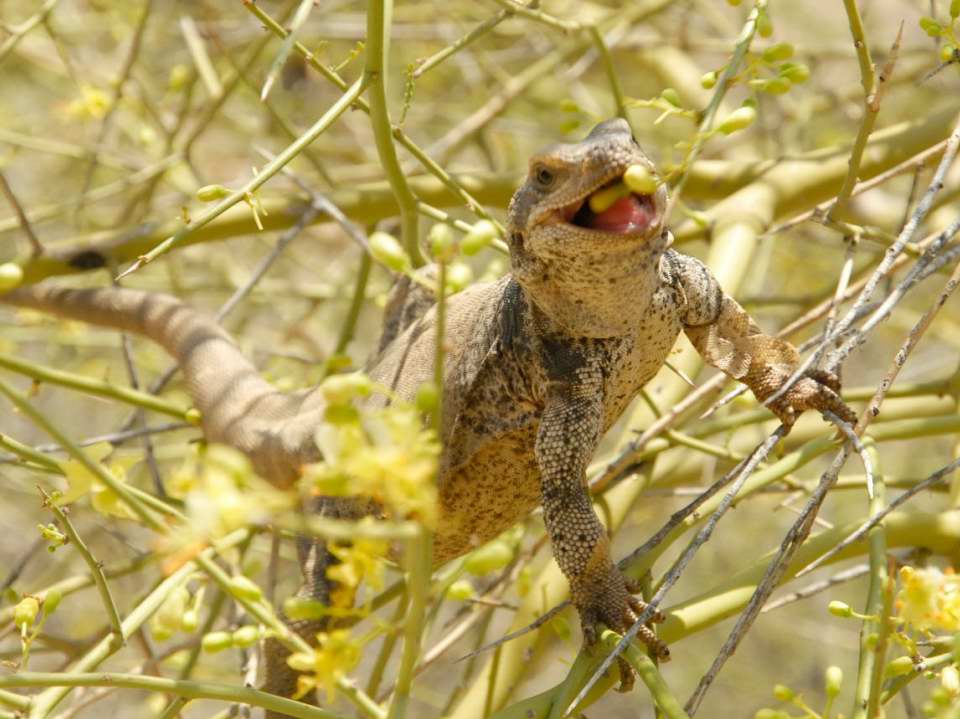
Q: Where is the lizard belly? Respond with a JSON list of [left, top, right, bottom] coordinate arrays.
[[433, 425, 540, 564]]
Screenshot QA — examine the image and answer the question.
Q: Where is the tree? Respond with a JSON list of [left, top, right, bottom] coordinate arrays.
[[1, 1, 960, 717]]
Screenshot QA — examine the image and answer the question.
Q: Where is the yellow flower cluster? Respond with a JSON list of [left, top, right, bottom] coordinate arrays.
[[288, 629, 362, 703], [896, 566, 960, 632], [308, 376, 440, 527], [327, 531, 388, 610]]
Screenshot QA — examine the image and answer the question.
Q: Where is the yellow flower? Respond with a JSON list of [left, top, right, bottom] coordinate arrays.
[[327, 533, 388, 609], [288, 629, 361, 703], [896, 566, 960, 632]]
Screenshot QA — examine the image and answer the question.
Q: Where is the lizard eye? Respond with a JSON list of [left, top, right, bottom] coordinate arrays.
[[533, 165, 556, 188]]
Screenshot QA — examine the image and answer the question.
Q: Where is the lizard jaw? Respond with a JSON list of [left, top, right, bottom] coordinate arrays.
[[554, 173, 661, 239]]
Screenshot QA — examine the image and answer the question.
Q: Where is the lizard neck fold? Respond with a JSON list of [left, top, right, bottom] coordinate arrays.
[[510, 229, 671, 338]]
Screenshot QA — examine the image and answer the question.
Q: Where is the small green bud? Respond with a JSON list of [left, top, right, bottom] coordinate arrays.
[[428, 223, 456, 262], [227, 575, 263, 602], [201, 631, 234, 653], [952, 0, 960, 18], [445, 579, 475, 600], [168, 64, 191, 92], [717, 106, 757, 134], [772, 684, 795, 702], [320, 372, 373, 405], [825, 665, 842, 697], [445, 262, 473, 294], [865, 632, 879, 650], [762, 43, 794, 63], [761, 77, 792, 95], [283, 597, 327, 621], [196, 184, 230, 202], [828, 600, 852, 618], [559, 98, 580, 112], [700, 71, 718, 89], [623, 165, 659, 195], [232, 625, 261, 648], [184, 408, 202, 425], [464, 540, 513, 575], [0, 262, 24, 292], [181, 609, 199, 633], [942, 665, 960, 693], [757, 11, 773, 37], [588, 182, 631, 214], [369, 231, 411, 273], [461, 220, 499, 256], [14, 596, 40, 631], [414, 382, 439, 413], [942, 44, 958, 63], [287, 650, 315, 672], [884, 655, 915, 677], [779, 62, 810, 84], [919, 16, 942, 36], [661, 88, 682, 107], [43, 589, 63, 616]]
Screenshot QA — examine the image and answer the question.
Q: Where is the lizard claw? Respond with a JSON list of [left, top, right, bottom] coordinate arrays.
[[761, 367, 856, 430], [574, 566, 670, 692]]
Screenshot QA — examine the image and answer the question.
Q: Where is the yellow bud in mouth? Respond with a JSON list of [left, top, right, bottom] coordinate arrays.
[[587, 181, 630, 214], [623, 165, 658, 194]]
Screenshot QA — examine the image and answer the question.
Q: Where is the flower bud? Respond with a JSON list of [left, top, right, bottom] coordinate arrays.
[[415, 382, 439, 413], [201, 631, 234, 653], [227, 575, 263, 602], [718, 106, 757, 135], [461, 220, 498, 256], [661, 88, 682, 107], [757, 11, 774, 37], [588, 182, 630, 214], [779, 62, 810, 84], [884, 655, 915, 677], [369, 231, 411, 273], [919, 17, 942, 36], [14, 596, 40, 632], [320, 372, 373, 405], [942, 44, 958, 63], [760, 77, 792, 95], [700, 71, 718, 89], [464, 540, 513, 575], [168, 64, 191, 92], [196, 184, 230, 202], [772, 684, 795, 702], [429, 223, 456, 262], [825, 665, 842, 697], [445, 262, 473, 294], [284, 597, 327, 621], [828, 600, 853, 617], [181, 609, 199, 633], [0, 263, 24, 292], [762, 43, 794, 63], [445, 579, 475, 600], [184, 408, 202, 425], [623, 165, 659, 195], [232, 625, 261, 648], [43, 589, 63, 616]]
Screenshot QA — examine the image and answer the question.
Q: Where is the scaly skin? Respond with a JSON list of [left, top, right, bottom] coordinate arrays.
[[0, 119, 855, 712]]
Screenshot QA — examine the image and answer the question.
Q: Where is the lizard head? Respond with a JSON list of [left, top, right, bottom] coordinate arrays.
[[507, 118, 667, 252], [506, 119, 672, 337]]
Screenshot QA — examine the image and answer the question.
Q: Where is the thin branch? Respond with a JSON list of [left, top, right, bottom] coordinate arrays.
[[0, 170, 43, 255]]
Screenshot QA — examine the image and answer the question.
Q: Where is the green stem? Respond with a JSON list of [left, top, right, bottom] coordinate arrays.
[[118, 76, 367, 277], [387, 528, 433, 719], [600, 631, 690, 719], [40, 489, 124, 646], [0, 672, 341, 719], [364, 0, 422, 265], [0, 350, 192, 421], [0, 377, 164, 531]]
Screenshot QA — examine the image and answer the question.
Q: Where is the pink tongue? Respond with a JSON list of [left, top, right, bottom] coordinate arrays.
[[590, 194, 653, 233]]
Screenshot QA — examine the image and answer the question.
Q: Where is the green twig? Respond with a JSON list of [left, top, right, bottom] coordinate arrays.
[[39, 488, 125, 646], [0, 350, 193, 421], [600, 631, 690, 719]]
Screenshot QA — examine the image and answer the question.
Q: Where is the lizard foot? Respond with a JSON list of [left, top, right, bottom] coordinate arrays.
[[574, 567, 669, 693], [759, 367, 856, 430]]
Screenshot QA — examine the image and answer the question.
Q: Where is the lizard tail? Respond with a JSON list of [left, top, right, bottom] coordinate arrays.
[[3, 285, 321, 486]]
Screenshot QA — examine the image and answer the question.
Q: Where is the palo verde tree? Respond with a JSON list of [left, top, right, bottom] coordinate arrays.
[[1, 1, 960, 718]]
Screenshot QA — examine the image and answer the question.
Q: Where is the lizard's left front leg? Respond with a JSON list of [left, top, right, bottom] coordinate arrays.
[[537, 366, 669, 691]]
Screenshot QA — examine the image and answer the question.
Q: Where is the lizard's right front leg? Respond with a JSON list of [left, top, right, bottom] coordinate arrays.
[[536, 367, 669, 692]]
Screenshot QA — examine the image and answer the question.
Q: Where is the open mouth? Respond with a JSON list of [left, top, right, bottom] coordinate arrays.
[[559, 175, 657, 236]]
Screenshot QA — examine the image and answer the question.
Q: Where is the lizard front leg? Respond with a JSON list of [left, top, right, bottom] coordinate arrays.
[[672, 252, 856, 427], [537, 365, 669, 691]]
